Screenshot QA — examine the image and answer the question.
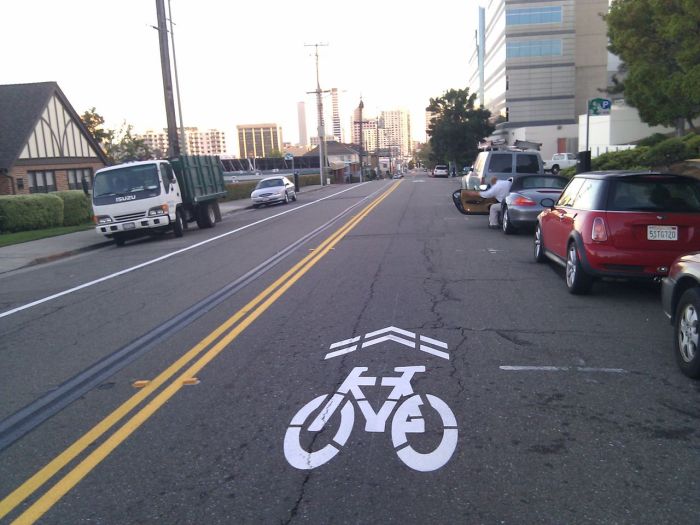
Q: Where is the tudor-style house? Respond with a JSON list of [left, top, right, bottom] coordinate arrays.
[[0, 82, 108, 196]]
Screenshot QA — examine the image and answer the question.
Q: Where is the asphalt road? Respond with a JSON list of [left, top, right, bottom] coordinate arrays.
[[1, 171, 698, 524]]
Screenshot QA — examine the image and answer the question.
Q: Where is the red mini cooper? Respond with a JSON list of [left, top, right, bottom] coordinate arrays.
[[534, 171, 700, 294]]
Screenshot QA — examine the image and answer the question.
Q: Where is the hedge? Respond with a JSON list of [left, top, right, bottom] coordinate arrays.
[[0, 194, 64, 233], [55, 191, 93, 226]]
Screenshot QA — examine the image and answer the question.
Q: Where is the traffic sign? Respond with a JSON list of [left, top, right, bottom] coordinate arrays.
[[284, 153, 294, 161], [588, 98, 612, 116]]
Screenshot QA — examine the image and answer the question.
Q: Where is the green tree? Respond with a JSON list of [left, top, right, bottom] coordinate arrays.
[[268, 149, 284, 158], [606, 0, 700, 133], [103, 122, 153, 164], [426, 88, 493, 170], [80, 109, 153, 164], [80, 107, 113, 146], [415, 141, 432, 168]]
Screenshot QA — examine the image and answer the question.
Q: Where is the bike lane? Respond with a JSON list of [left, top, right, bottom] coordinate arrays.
[[6, 176, 698, 523]]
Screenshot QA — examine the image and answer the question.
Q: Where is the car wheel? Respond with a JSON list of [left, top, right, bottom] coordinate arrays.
[[674, 288, 700, 378], [284, 192, 289, 204], [502, 207, 516, 235], [534, 224, 547, 263], [173, 208, 184, 238], [551, 165, 560, 175], [565, 241, 592, 295], [292, 192, 297, 202]]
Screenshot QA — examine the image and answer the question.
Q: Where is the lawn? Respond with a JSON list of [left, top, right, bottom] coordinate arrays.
[[0, 223, 93, 248]]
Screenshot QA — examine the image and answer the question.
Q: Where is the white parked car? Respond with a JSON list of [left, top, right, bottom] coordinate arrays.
[[543, 153, 577, 174], [251, 176, 296, 207]]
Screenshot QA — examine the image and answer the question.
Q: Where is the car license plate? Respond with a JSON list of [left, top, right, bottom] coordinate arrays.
[[647, 225, 677, 241], [123, 222, 135, 231]]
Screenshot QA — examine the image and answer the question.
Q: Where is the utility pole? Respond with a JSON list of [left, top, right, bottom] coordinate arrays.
[[357, 97, 364, 182], [306, 43, 329, 186], [167, 0, 187, 154], [155, 0, 180, 157]]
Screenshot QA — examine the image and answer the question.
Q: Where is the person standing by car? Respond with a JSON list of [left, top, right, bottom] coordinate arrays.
[[480, 176, 512, 228]]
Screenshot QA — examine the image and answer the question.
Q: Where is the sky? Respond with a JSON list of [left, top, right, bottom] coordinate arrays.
[[1, 1, 481, 155]]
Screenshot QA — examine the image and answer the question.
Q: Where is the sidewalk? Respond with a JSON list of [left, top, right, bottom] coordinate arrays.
[[0, 185, 325, 275]]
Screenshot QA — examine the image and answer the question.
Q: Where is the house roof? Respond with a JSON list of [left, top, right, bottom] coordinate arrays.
[[303, 141, 359, 157], [0, 81, 108, 170]]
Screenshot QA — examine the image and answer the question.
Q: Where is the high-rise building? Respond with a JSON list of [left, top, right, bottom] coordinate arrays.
[[378, 110, 412, 158], [467, 0, 609, 157], [330, 88, 342, 143], [297, 101, 308, 146], [351, 107, 379, 153], [236, 124, 283, 158], [140, 128, 228, 156]]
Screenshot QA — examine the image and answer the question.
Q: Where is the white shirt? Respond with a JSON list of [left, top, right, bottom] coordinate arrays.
[[479, 179, 512, 202]]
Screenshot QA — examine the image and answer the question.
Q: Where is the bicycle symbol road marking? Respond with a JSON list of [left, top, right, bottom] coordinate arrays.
[[284, 366, 458, 472]]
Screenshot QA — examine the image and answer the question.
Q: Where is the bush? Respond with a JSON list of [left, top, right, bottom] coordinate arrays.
[[591, 147, 650, 170], [643, 138, 692, 167], [636, 133, 669, 148], [55, 191, 92, 226], [681, 133, 700, 157], [0, 194, 64, 233]]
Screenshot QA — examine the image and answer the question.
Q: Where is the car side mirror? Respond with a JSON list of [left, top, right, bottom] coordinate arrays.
[[540, 197, 556, 208]]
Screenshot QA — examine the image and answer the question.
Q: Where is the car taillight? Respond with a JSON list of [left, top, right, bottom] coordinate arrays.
[[592, 216, 608, 242], [512, 195, 536, 206]]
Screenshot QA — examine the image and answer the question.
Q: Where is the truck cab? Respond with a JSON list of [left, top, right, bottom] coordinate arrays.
[[93, 160, 182, 245]]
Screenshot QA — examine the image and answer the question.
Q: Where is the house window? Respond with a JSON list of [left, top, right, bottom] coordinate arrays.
[[67, 168, 93, 190], [28, 171, 56, 193]]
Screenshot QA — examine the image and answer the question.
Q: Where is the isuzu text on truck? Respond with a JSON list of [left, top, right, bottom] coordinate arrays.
[[92, 155, 226, 246]]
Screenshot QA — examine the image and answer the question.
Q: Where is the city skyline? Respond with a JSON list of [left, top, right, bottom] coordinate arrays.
[[0, 0, 479, 153]]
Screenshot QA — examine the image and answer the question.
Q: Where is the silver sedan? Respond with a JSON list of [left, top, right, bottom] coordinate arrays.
[[251, 176, 297, 207]]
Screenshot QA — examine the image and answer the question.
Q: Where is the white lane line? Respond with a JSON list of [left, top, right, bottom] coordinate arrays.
[[0, 183, 371, 320], [329, 336, 361, 349], [362, 335, 415, 349], [419, 345, 450, 360], [500, 366, 627, 373], [364, 326, 416, 339], [420, 335, 448, 349], [324, 346, 358, 360]]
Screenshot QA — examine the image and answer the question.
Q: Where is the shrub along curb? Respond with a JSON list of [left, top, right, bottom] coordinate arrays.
[[0, 194, 64, 233]]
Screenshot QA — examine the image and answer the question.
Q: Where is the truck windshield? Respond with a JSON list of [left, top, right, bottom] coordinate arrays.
[[93, 165, 161, 197]]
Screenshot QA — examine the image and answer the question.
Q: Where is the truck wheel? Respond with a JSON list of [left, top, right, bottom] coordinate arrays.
[[173, 209, 184, 238], [114, 233, 126, 247], [551, 165, 560, 175], [205, 203, 216, 227]]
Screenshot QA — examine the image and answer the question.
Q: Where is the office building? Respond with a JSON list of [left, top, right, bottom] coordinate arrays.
[[236, 124, 283, 158], [297, 101, 308, 146], [467, 0, 609, 158]]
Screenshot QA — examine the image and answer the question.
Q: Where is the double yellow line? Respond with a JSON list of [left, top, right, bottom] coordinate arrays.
[[1, 181, 401, 524]]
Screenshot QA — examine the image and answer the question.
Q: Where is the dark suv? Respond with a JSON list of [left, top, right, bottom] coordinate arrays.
[[535, 171, 700, 294]]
